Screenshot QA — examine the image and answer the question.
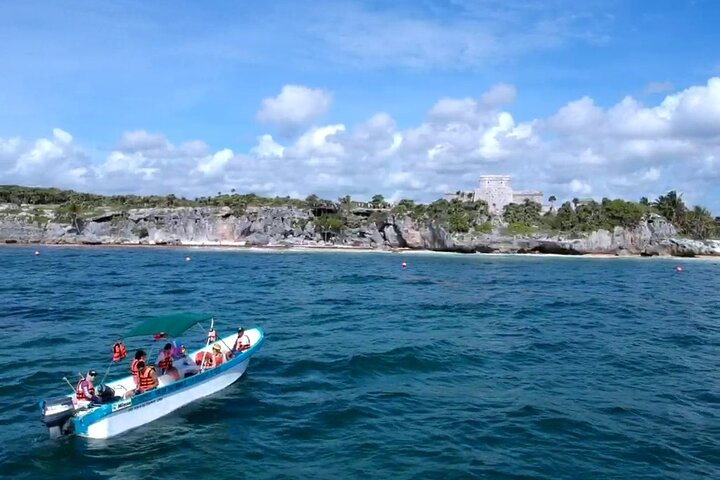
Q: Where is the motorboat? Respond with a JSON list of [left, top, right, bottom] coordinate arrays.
[[39, 312, 264, 439]]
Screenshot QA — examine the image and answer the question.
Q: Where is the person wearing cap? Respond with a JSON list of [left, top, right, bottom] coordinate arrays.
[[136, 361, 159, 393], [75, 370, 101, 403], [233, 327, 251, 352]]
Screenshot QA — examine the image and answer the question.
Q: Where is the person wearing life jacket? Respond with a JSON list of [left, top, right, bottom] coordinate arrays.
[[136, 361, 158, 393], [233, 327, 251, 353], [211, 344, 224, 367], [156, 343, 174, 375], [76, 370, 100, 403], [112, 340, 127, 362], [130, 349, 147, 389], [171, 340, 186, 360]]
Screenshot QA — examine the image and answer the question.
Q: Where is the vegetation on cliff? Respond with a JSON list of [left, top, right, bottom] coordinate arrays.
[[0, 184, 718, 240]]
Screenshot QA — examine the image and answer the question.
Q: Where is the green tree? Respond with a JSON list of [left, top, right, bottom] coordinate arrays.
[[653, 190, 687, 228], [685, 206, 713, 239], [503, 200, 541, 226], [601, 199, 644, 228], [371, 194, 385, 208], [305, 194, 320, 206], [54, 201, 84, 232], [548, 195, 557, 211]]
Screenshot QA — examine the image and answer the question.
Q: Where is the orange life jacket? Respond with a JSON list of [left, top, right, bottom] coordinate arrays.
[[112, 342, 127, 362], [138, 366, 156, 392], [75, 379, 95, 400], [194, 351, 214, 368], [158, 350, 173, 371], [213, 352, 224, 366], [234, 335, 250, 352], [130, 359, 142, 385]]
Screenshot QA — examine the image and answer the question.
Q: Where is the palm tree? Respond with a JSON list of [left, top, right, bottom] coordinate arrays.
[[572, 198, 579, 210], [686, 205, 713, 239], [653, 190, 687, 227], [54, 201, 84, 233], [548, 195, 557, 211]]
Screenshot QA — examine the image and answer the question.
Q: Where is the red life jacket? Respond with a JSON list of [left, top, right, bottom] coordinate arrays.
[[75, 379, 95, 400], [158, 350, 173, 371], [112, 342, 127, 362], [194, 351, 214, 368]]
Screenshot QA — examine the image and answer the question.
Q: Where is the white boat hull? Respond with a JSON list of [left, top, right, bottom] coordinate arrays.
[[66, 327, 263, 439], [82, 358, 250, 439]]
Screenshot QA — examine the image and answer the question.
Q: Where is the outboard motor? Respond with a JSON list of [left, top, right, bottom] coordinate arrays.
[[40, 396, 76, 438]]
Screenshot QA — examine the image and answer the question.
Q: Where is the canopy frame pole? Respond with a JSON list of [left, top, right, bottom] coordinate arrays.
[[99, 358, 114, 385]]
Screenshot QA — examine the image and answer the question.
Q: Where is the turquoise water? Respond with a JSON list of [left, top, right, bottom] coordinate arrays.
[[0, 246, 718, 479]]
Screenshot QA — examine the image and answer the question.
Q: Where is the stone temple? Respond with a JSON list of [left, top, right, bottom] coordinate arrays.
[[446, 175, 544, 215]]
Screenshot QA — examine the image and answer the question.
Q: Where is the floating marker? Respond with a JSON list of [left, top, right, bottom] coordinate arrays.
[[34, 251, 40, 256], [675, 266, 683, 273], [185, 256, 191, 262], [401, 261, 407, 269]]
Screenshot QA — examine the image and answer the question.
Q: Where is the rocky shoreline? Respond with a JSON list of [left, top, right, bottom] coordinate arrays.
[[1, 205, 719, 257]]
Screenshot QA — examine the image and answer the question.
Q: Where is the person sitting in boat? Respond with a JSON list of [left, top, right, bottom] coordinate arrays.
[[130, 349, 147, 389], [136, 361, 159, 393], [211, 344, 225, 367], [193, 345, 223, 369], [165, 365, 181, 381], [233, 327, 251, 353], [75, 370, 101, 403], [156, 343, 174, 375], [171, 340, 187, 360]]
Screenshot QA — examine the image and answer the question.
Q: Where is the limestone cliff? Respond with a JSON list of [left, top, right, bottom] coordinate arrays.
[[1, 205, 719, 257]]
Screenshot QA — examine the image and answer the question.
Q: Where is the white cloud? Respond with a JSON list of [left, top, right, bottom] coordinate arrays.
[[251, 134, 285, 158], [568, 179, 592, 195], [116, 130, 209, 159], [3, 77, 720, 213], [256, 85, 333, 134], [196, 149, 234, 177]]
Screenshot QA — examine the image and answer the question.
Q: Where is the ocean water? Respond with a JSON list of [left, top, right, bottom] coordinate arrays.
[[0, 246, 718, 479]]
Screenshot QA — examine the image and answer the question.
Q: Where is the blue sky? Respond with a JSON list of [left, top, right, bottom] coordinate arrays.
[[2, 0, 720, 211]]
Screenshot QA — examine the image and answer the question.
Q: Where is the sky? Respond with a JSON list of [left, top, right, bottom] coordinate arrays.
[[2, 0, 720, 211]]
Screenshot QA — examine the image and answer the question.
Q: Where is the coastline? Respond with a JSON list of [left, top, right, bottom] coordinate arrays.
[[3, 241, 719, 261]]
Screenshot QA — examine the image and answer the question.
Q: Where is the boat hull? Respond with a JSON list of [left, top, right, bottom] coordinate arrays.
[[71, 328, 263, 439]]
